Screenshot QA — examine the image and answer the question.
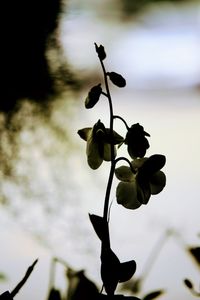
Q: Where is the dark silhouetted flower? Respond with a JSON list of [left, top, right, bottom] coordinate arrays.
[[115, 155, 166, 209], [78, 120, 124, 169], [125, 123, 150, 158]]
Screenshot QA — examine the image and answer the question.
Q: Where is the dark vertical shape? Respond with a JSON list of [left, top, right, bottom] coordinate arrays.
[[0, 0, 62, 113]]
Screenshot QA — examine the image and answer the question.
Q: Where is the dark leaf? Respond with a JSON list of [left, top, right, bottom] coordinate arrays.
[[121, 277, 142, 294], [119, 260, 137, 282], [85, 84, 102, 109], [89, 214, 109, 246], [10, 259, 38, 298], [143, 290, 164, 300], [107, 72, 126, 88], [101, 247, 120, 295], [184, 278, 193, 290], [67, 269, 99, 300], [95, 43, 106, 60], [0, 292, 13, 300], [47, 288, 62, 300], [188, 247, 200, 267]]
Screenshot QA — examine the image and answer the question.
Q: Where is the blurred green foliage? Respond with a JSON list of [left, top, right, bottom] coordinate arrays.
[[120, 0, 193, 16]]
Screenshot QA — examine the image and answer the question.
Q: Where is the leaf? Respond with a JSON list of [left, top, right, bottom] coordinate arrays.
[[47, 288, 62, 300], [101, 247, 120, 295], [188, 247, 200, 267], [95, 43, 106, 60], [107, 72, 126, 88], [183, 278, 193, 289], [89, 214, 109, 246], [143, 290, 164, 300], [119, 260, 137, 282], [0, 292, 13, 300]]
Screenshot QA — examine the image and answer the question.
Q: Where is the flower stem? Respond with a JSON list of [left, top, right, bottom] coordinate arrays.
[[114, 115, 129, 130], [99, 59, 115, 225]]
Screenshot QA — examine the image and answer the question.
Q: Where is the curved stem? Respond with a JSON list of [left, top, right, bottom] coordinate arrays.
[[115, 156, 135, 173], [99, 58, 115, 224], [114, 115, 129, 130], [103, 162, 115, 222]]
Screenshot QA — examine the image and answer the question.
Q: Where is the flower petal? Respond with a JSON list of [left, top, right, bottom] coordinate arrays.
[[87, 135, 103, 169], [77, 128, 92, 141], [125, 123, 150, 158], [103, 143, 116, 161], [136, 180, 151, 205], [116, 181, 141, 210], [150, 171, 166, 195], [104, 129, 124, 145], [85, 84, 102, 109], [115, 166, 134, 182], [131, 158, 147, 169]]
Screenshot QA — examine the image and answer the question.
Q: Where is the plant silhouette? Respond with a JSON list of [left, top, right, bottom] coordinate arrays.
[[78, 43, 166, 299], [0, 259, 38, 300]]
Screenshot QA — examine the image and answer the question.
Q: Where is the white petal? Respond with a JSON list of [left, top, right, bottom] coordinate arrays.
[[116, 181, 141, 210], [150, 171, 166, 194], [115, 166, 134, 182]]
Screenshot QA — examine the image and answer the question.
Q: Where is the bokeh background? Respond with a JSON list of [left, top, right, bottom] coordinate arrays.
[[0, 1, 200, 300]]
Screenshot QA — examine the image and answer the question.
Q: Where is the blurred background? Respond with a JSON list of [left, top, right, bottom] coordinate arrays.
[[0, 0, 200, 300]]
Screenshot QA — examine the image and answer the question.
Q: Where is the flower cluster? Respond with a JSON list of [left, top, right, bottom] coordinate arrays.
[[78, 116, 166, 209], [78, 43, 166, 298], [115, 155, 166, 209]]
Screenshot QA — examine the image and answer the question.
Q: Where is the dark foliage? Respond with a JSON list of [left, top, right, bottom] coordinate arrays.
[[188, 247, 200, 268], [0, 0, 68, 113], [66, 269, 99, 300], [120, 0, 190, 18], [47, 288, 62, 300], [0, 292, 13, 300]]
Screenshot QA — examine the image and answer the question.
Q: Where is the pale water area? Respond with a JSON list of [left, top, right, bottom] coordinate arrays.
[[1, 1, 200, 300]]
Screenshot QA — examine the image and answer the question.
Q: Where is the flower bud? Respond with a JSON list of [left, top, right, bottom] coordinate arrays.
[[85, 84, 102, 109], [107, 72, 126, 88], [94, 43, 106, 60]]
